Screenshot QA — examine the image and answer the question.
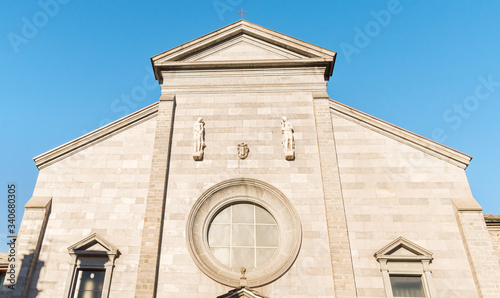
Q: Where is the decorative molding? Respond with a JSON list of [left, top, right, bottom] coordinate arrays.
[[485, 214, 500, 231], [151, 20, 336, 83], [183, 34, 306, 62], [160, 82, 328, 94], [375, 237, 436, 298], [186, 178, 302, 288], [374, 237, 433, 261], [67, 233, 119, 257], [329, 99, 472, 169], [217, 287, 268, 298], [65, 233, 119, 298], [33, 102, 159, 169]]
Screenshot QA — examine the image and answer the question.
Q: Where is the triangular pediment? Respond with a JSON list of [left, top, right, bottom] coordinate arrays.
[[375, 237, 432, 261], [68, 233, 119, 256], [181, 35, 307, 62], [217, 287, 267, 298], [151, 20, 336, 83]]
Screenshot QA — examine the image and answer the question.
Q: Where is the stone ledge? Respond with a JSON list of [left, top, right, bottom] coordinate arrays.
[[485, 214, 500, 228], [25, 197, 52, 209]]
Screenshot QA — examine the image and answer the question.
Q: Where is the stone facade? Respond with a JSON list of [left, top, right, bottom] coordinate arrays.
[[485, 215, 500, 265], [3, 20, 500, 297]]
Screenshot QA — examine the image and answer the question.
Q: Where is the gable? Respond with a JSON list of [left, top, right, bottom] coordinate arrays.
[[388, 246, 418, 257], [82, 242, 108, 252], [34, 102, 158, 169], [151, 20, 336, 83], [217, 287, 267, 298], [329, 99, 472, 169], [182, 35, 307, 62], [375, 237, 432, 261], [68, 233, 119, 256]]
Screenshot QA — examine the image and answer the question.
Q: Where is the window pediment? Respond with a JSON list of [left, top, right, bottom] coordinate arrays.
[[375, 237, 432, 262], [68, 233, 119, 257], [375, 237, 436, 298]]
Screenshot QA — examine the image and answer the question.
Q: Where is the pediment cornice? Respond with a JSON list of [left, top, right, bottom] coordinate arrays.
[[375, 237, 432, 261], [33, 102, 158, 169], [329, 99, 472, 169], [68, 233, 119, 257], [151, 20, 336, 83]]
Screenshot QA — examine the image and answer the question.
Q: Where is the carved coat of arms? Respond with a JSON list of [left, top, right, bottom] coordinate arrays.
[[237, 142, 249, 159]]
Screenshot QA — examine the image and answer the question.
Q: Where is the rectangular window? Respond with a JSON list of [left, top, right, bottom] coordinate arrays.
[[72, 269, 105, 298], [0, 271, 5, 292], [390, 275, 425, 297]]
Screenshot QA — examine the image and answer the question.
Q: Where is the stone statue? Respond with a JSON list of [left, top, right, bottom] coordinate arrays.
[[281, 116, 294, 160], [193, 117, 205, 161]]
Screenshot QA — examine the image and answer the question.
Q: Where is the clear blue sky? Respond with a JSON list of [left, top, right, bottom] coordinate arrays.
[[1, 1, 499, 250]]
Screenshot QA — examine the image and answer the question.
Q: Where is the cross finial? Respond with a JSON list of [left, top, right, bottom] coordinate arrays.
[[238, 9, 246, 20]]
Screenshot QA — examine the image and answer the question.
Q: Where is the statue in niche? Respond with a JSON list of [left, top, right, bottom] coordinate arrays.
[[281, 116, 295, 160], [193, 117, 205, 161], [238, 142, 249, 159]]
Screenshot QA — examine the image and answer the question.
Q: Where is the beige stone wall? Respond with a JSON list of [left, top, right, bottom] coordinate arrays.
[[23, 117, 157, 297], [457, 212, 500, 297], [488, 228, 500, 263], [156, 68, 337, 297], [331, 112, 480, 297]]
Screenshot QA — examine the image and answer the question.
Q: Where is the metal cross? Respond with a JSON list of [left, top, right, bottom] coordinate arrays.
[[238, 9, 246, 20]]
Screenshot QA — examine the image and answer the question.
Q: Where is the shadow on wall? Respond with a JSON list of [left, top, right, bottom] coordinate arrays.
[[0, 251, 44, 297], [23, 253, 44, 298]]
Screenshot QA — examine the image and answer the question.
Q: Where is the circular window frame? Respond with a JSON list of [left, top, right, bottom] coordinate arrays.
[[186, 178, 302, 288]]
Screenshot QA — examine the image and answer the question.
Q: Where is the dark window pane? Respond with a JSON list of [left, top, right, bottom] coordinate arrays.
[[74, 269, 105, 298], [390, 275, 425, 297]]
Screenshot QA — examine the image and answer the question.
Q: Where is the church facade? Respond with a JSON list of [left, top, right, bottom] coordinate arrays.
[[3, 20, 500, 297]]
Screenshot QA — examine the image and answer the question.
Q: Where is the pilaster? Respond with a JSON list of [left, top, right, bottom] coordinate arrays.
[[0, 197, 51, 297], [312, 93, 357, 297], [134, 95, 176, 298]]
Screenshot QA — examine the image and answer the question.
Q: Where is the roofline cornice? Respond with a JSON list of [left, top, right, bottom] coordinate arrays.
[[329, 99, 472, 169], [33, 102, 159, 170], [151, 20, 336, 83]]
